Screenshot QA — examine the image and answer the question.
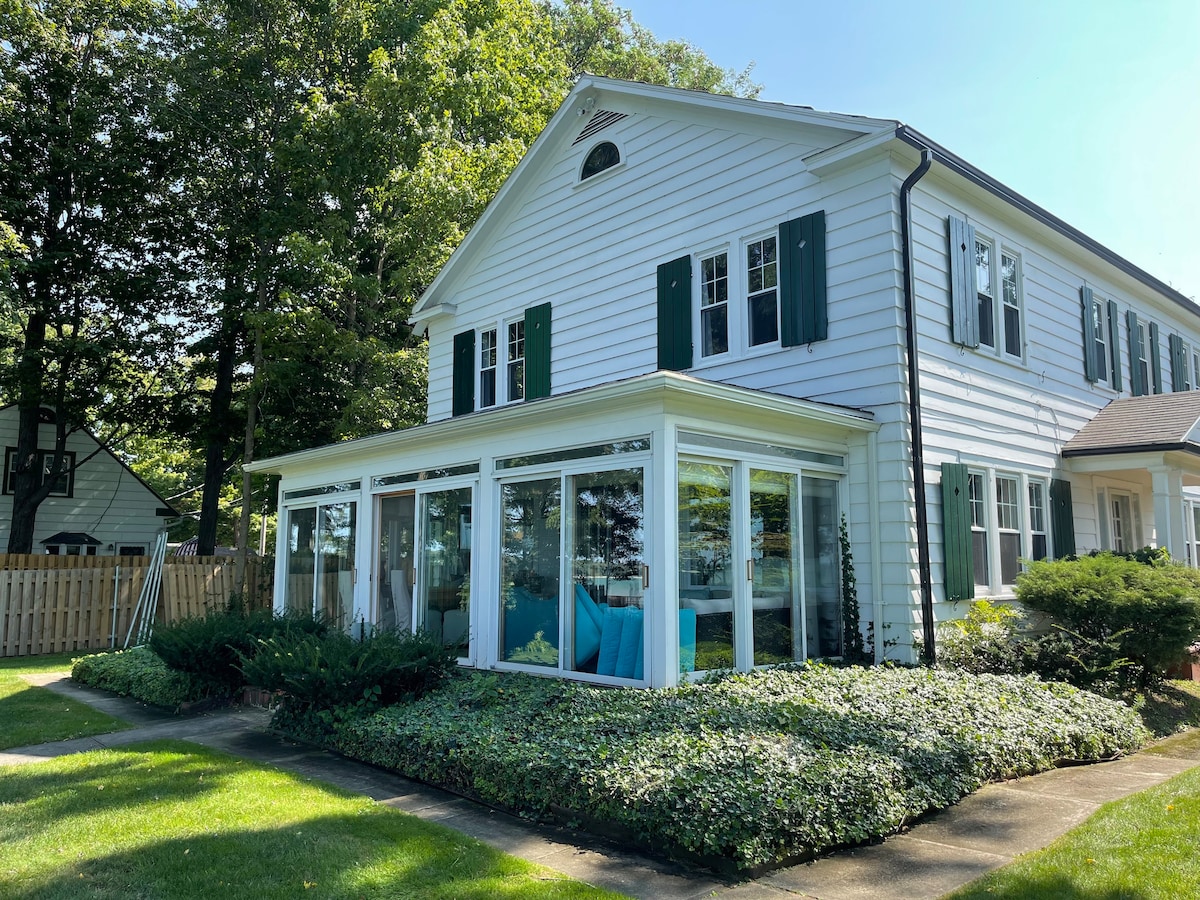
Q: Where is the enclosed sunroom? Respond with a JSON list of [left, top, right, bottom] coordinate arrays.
[[248, 372, 876, 688]]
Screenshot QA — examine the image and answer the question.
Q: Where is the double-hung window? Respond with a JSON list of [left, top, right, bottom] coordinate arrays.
[[3, 448, 75, 497], [1082, 287, 1122, 389], [479, 329, 498, 408], [746, 235, 779, 347], [958, 466, 1051, 596], [699, 251, 729, 357], [948, 217, 1023, 361], [507, 320, 525, 402]]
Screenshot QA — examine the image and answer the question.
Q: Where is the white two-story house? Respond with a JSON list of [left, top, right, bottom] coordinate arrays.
[[248, 77, 1200, 684]]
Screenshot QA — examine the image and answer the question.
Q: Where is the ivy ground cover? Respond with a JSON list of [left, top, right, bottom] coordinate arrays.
[[326, 665, 1147, 871]]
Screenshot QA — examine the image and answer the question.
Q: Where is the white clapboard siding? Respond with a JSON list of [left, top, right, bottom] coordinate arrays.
[[0, 410, 170, 554], [426, 105, 900, 423]]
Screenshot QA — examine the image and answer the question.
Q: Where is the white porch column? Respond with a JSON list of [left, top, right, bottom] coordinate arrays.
[[1150, 465, 1187, 560]]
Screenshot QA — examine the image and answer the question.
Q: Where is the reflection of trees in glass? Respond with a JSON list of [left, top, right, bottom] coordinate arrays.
[[678, 462, 732, 587], [501, 479, 561, 597], [573, 469, 643, 593]]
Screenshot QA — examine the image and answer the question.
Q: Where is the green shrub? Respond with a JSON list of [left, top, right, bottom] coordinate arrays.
[[936, 599, 1025, 675], [71, 648, 205, 710], [312, 665, 1145, 872], [1016, 553, 1200, 688], [239, 628, 456, 727], [149, 605, 325, 697]]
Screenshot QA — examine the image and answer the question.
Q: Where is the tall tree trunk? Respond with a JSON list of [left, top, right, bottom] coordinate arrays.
[[196, 318, 238, 556], [233, 243, 268, 597], [7, 308, 50, 554]]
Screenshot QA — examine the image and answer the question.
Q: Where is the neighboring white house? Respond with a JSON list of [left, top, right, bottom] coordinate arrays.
[[0, 405, 177, 556], [247, 77, 1200, 686]]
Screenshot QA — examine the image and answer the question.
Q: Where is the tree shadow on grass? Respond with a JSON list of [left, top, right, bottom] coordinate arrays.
[[950, 871, 1150, 900], [5, 803, 613, 899]]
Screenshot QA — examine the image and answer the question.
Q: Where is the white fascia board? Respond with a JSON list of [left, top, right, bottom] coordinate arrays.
[[248, 371, 876, 475], [803, 127, 902, 177], [412, 77, 895, 324]]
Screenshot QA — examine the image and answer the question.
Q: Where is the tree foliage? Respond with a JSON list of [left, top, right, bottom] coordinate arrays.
[[0, 0, 191, 551], [3, 0, 754, 552]]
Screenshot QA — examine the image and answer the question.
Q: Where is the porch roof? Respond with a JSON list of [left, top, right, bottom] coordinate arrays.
[[246, 371, 877, 476], [1062, 393, 1200, 459]]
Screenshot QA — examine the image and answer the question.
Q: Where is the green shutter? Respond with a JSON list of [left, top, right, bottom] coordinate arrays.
[[1170, 332, 1187, 391], [524, 303, 551, 400], [1147, 324, 1156, 393], [656, 255, 692, 371], [1049, 478, 1076, 558], [452, 329, 475, 417], [780, 210, 827, 346], [947, 216, 979, 348], [1149, 322, 1163, 393], [1127, 310, 1145, 396], [941, 462, 974, 603], [1080, 286, 1098, 383], [1106, 300, 1122, 392]]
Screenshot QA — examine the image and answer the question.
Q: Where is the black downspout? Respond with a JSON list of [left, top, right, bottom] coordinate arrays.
[[899, 145, 936, 665]]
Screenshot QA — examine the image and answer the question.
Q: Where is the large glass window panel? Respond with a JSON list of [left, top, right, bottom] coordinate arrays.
[[316, 501, 356, 627], [678, 461, 733, 672], [746, 236, 778, 346], [569, 469, 644, 676], [420, 487, 473, 657], [501, 478, 561, 666], [284, 506, 317, 614], [751, 469, 801, 665], [1001, 252, 1021, 357], [1029, 482, 1048, 561], [376, 494, 415, 631], [802, 476, 841, 657], [969, 472, 989, 586]]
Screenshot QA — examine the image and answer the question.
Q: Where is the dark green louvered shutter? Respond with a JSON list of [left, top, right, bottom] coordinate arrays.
[[657, 255, 692, 371], [780, 210, 827, 346], [1127, 310, 1145, 396], [1080, 286, 1099, 383], [1170, 333, 1188, 391], [1049, 478, 1076, 558], [524, 303, 551, 400], [452, 329, 476, 417], [1106, 300, 1122, 392], [1149, 322, 1164, 393], [947, 216, 979, 348], [941, 462, 974, 602]]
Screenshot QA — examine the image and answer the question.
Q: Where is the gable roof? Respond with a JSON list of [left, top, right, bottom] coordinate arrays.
[[0, 404, 179, 516], [411, 76, 1198, 329], [1062, 393, 1200, 458], [411, 76, 895, 323]]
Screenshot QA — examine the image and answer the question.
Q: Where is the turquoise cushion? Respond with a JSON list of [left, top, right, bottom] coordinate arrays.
[[596, 606, 626, 676], [574, 588, 602, 666], [615, 607, 643, 679], [678, 608, 697, 673]]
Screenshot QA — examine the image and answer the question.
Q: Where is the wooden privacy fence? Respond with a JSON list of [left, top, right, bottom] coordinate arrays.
[[0, 555, 274, 658]]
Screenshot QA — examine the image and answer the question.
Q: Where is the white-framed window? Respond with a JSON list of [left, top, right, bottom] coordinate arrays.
[[507, 320, 525, 402], [973, 237, 1023, 360], [968, 467, 1051, 594], [479, 328, 498, 408], [745, 234, 779, 347], [1134, 318, 1150, 394], [1089, 294, 1111, 384], [699, 251, 730, 358], [475, 319, 525, 410], [968, 471, 988, 587], [3, 448, 76, 497]]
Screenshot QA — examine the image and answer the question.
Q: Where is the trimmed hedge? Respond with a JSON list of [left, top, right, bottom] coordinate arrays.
[[72, 647, 207, 710], [316, 665, 1146, 871]]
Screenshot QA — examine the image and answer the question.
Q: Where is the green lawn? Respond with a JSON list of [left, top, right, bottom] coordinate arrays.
[[0, 653, 128, 750], [945, 764, 1200, 899], [0, 741, 626, 899]]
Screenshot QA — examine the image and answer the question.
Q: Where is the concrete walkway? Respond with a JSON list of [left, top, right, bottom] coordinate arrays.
[[6, 673, 1200, 900]]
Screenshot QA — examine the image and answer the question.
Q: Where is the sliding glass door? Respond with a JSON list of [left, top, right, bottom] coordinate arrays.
[[678, 458, 841, 672]]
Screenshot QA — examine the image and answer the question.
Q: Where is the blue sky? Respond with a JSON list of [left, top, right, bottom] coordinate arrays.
[[622, 0, 1200, 301]]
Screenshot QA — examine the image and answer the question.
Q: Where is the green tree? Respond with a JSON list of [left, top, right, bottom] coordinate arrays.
[[0, 0, 190, 552]]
